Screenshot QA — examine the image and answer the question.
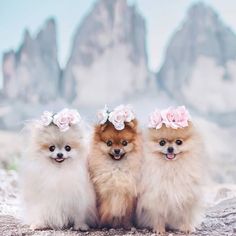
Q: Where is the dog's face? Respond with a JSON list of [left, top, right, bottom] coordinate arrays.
[[94, 120, 138, 161], [147, 122, 196, 161], [33, 125, 84, 164]]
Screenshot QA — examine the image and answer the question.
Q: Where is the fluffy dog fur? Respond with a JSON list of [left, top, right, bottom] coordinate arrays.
[[89, 120, 142, 229], [21, 122, 97, 230], [136, 122, 205, 234]]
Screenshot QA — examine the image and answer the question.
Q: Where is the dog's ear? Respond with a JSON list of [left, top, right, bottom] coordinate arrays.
[[100, 123, 108, 132], [95, 123, 108, 133], [125, 119, 138, 130]]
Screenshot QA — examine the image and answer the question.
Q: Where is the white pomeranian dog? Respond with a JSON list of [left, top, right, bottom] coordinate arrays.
[[20, 109, 97, 231], [136, 106, 205, 234]]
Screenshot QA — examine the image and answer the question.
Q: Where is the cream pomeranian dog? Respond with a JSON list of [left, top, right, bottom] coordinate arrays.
[[21, 109, 97, 231], [88, 105, 142, 229], [136, 106, 205, 234]]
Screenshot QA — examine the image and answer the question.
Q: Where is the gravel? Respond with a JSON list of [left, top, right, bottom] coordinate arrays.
[[1, 169, 236, 235]]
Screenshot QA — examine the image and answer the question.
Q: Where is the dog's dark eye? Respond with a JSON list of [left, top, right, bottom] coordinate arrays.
[[159, 140, 166, 146], [122, 140, 128, 146], [49, 145, 55, 152], [65, 145, 71, 152], [176, 140, 183, 145], [106, 140, 113, 146]]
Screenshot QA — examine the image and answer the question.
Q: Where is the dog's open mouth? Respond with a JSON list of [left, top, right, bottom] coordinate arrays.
[[165, 153, 176, 160], [109, 153, 126, 160], [54, 157, 65, 163]]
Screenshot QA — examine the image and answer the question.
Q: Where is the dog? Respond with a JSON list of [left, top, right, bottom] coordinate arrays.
[[89, 105, 142, 229], [136, 107, 205, 234], [21, 109, 97, 230]]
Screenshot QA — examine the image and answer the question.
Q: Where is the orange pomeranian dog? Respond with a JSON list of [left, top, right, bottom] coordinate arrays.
[[89, 105, 142, 229], [136, 106, 205, 234]]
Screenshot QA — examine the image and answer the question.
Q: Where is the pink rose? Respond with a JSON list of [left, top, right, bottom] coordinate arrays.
[[108, 105, 135, 130], [53, 113, 70, 132], [148, 110, 163, 129], [53, 108, 81, 132], [161, 106, 190, 129], [41, 111, 53, 126], [174, 106, 191, 128], [66, 109, 81, 124], [161, 107, 179, 129]]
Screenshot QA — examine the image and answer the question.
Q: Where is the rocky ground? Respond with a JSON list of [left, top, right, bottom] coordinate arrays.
[[1, 198, 236, 236], [1, 169, 236, 236]]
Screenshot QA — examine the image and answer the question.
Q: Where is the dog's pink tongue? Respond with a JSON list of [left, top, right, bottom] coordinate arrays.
[[167, 153, 175, 159]]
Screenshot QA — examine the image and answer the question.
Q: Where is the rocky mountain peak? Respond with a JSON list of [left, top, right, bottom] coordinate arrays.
[[62, 0, 148, 105], [2, 19, 60, 103], [157, 2, 236, 114], [36, 18, 57, 60], [187, 2, 217, 23]]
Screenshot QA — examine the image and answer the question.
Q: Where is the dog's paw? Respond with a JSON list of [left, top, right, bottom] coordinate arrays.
[[29, 223, 46, 230], [179, 224, 195, 234], [74, 222, 89, 231], [154, 225, 166, 235]]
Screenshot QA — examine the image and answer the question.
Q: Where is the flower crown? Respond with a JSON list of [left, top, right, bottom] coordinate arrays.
[[97, 104, 135, 131], [148, 106, 191, 129], [40, 108, 81, 132]]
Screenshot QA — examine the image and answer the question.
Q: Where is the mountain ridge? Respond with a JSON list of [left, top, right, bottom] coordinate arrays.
[[157, 2, 236, 114], [1, 1, 236, 116]]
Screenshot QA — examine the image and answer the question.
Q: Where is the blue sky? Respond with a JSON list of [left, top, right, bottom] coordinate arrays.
[[1, 0, 236, 86]]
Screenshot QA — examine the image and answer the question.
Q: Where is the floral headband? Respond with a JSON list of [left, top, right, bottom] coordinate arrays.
[[40, 108, 81, 132], [148, 106, 191, 129], [97, 104, 135, 131]]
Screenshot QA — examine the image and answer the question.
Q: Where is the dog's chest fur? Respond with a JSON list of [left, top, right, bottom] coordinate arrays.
[[91, 155, 140, 196], [140, 154, 202, 214]]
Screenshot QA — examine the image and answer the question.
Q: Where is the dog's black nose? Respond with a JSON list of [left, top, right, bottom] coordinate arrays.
[[167, 147, 174, 153], [57, 153, 64, 158], [114, 149, 120, 155]]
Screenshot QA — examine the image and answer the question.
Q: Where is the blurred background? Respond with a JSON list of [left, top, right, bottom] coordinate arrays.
[[0, 0, 236, 184]]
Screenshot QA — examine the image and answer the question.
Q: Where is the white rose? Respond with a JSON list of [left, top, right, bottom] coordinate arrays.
[[148, 110, 163, 129], [113, 104, 135, 123], [53, 109, 71, 132], [108, 110, 126, 131], [97, 105, 109, 124], [41, 111, 53, 126]]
